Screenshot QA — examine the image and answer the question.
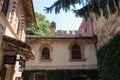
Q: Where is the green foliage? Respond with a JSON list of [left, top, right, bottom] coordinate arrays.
[[22, 69, 98, 80], [26, 12, 50, 36], [97, 32, 120, 80], [45, 0, 120, 18], [45, 0, 89, 14]]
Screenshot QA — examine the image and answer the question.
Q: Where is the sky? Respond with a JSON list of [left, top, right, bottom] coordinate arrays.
[[33, 0, 83, 31]]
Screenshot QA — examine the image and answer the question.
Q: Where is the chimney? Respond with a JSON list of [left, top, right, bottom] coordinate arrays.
[[50, 21, 56, 36]]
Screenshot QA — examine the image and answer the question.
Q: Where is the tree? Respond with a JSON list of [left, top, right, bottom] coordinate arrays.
[[45, 0, 120, 18], [26, 12, 50, 36]]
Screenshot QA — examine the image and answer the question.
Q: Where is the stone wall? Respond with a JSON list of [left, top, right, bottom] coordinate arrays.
[[93, 13, 120, 47]]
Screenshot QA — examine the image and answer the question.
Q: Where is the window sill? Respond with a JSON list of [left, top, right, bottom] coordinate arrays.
[[40, 59, 52, 62], [69, 59, 86, 62]]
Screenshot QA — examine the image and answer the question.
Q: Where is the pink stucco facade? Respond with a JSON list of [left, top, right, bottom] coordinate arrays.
[[78, 18, 94, 37]]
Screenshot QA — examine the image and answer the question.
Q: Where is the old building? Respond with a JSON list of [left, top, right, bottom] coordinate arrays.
[[0, 0, 35, 80], [24, 21, 98, 80]]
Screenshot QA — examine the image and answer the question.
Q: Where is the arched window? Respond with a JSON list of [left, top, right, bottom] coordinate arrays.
[[42, 47, 50, 60], [72, 44, 81, 59], [40, 44, 53, 61]]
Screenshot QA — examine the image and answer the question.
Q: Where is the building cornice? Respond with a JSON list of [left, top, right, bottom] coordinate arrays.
[[25, 64, 97, 70], [26, 35, 97, 44]]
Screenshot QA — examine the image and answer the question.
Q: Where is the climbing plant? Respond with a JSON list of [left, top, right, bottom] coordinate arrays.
[[97, 32, 120, 80], [22, 69, 98, 80]]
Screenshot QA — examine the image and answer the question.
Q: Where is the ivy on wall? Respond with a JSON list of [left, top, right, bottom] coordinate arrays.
[[22, 69, 98, 80], [97, 32, 120, 80]]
